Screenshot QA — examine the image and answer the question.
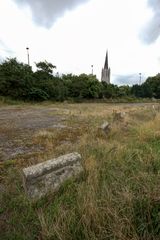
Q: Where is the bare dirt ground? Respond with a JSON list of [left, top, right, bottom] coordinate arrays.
[[0, 102, 158, 161], [0, 105, 66, 161]]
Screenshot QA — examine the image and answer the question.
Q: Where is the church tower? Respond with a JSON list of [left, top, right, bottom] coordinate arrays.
[[101, 51, 110, 84]]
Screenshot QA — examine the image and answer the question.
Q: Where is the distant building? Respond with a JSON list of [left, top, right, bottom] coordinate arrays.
[[101, 51, 110, 84]]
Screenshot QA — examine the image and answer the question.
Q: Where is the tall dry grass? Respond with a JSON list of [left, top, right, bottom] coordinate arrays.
[[1, 103, 160, 240]]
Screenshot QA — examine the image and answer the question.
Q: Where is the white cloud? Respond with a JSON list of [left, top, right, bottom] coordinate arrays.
[[141, 0, 160, 44], [13, 0, 90, 28], [0, 0, 160, 85]]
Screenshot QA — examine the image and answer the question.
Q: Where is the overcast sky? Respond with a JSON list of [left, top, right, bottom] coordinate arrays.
[[0, 0, 160, 85]]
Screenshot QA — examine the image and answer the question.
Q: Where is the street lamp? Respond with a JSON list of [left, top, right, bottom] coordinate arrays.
[[139, 72, 142, 85], [26, 47, 30, 65], [91, 65, 93, 75]]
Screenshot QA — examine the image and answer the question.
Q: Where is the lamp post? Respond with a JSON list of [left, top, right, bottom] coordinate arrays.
[[26, 47, 30, 65], [139, 72, 142, 85], [91, 65, 93, 75]]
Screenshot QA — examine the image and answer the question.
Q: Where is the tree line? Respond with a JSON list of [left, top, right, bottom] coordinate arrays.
[[0, 58, 160, 101]]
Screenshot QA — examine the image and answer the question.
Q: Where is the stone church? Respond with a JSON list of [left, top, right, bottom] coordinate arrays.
[[101, 51, 110, 84]]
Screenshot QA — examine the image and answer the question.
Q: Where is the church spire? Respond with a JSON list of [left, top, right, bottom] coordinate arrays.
[[101, 50, 110, 84], [104, 50, 108, 69]]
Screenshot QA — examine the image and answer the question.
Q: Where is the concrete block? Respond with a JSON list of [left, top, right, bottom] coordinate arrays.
[[100, 121, 111, 134], [22, 152, 83, 200]]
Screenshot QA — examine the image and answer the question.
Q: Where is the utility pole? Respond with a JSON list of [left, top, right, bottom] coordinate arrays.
[[26, 47, 30, 65]]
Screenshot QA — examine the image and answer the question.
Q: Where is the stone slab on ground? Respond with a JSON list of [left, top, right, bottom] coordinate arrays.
[[22, 152, 83, 200], [100, 121, 111, 134]]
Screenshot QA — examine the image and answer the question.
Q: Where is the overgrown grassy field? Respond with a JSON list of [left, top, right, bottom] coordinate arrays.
[[0, 102, 160, 240]]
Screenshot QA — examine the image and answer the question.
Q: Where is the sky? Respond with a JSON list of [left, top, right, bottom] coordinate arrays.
[[0, 0, 160, 85]]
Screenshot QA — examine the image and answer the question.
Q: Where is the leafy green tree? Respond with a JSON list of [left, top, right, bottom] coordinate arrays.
[[35, 60, 56, 75], [141, 83, 153, 98], [145, 74, 160, 98], [83, 74, 102, 98], [37, 77, 67, 101], [117, 85, 131, 97], [0, 58, 33, 98], [1, 56, 159, 102], [27, 88, 49, 101], [64, 73, 102, 99], [102, 83, 119, 98], [131, 84, 143, 98]]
